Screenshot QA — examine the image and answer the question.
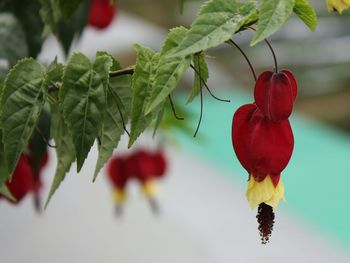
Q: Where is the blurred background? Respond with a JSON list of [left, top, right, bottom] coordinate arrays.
[[1, 0, 350, 262]]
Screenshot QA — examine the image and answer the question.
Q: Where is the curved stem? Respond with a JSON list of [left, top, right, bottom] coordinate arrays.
[[35, 127, 57, 148], [227, 39, 257, 81], [115, 101, 130, 137], [193, 83, 203, 138], [107, 85, 130, 137], [190, 64, 231, 102], [247, 26, 278, 73], [168, 95, 184, 120], [264, 39, 278, 73]]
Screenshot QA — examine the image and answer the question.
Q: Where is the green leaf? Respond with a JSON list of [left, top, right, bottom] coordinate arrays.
[[179, 0, 185, 13], [0, 13, 28, 66], [60, 53, 112, 172], [250, 0, 295, 46], [0, 0, 44, 57], [152, 105, 165, 137], [45, 57, 64, 86], [59, 0, 82, 19], [56, 0, 90, 55], [145, 27, 191, 114], [0, 184, 15, 201], [14, 1, 44, 58], [171, 0, 257, 57], [187, 54, 208, 104], [0, 130, 8, 186], [93, 52, 132, 181], [39, 0, 62, 34], [293, 0, 317, 31], [0, 66, 7, 83], [128, 45, 161, 147], [0, 58, 45, 178], [29, 108, 51, 172], [45, 103, 75, 208]]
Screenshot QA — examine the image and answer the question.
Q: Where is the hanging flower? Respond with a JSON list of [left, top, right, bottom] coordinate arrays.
[[128, 150, 159, 200], [107, 156, 129, 209], [327, 0, 350, 13], [106, 149, 168, 214], [254, 70, 297, 123], [88, 0, 117, 29], [232, 103, 294, 243], [0, 155, 34, 203], [151, 150, 167, 179]]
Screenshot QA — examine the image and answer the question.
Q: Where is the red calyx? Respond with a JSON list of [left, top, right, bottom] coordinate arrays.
[[232, 104, 294, 184], [88, 0, 117, 29], [254, 70, 297, 123], [3, 155, 35, 203], [107, 156, 128, 189]]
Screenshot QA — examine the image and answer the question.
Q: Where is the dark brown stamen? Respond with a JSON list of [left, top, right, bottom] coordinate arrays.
[[256, 203, 275, 244]]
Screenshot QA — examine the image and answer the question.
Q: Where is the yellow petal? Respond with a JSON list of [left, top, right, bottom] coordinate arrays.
[[142, 180, 158, 198], [246, 175, 285, 209], [113, 188, 127, 205], [327, 0, 350, 13]]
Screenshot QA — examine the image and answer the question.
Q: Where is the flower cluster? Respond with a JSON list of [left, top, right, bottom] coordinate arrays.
[[231, 69, 297, 243], [106, 149, 167, 214]]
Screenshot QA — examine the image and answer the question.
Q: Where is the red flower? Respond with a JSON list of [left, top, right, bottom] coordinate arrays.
[[128, 150, 168, 181], [254, 70, 297, 123], [88, 0, 117, 29], [2, 155, 34, 203], [107, 156, 128, 189], [130, 150, 155, 183], [151, 150, 167, 178], [107, 156, 129, 205], [231, 103, 294, 208], [106, 149, 168, 210]]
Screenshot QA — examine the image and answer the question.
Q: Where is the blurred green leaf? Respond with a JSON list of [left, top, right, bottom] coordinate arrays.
[[179, 0, 185, 13], [59, 0, 83, 19], [251, 0, 295, 46], [0, 183, 15, 201], [56, 0, 90, 55], [0, 13, 28, 66], [39, 0, 62, 34], [293, 0, 317, 31], [0, 0, 44, 58]]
